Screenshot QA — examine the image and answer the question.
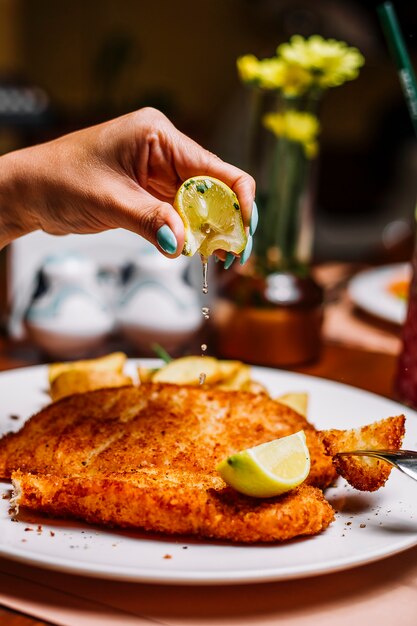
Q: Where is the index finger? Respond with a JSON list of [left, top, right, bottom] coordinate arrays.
[[173, 134, 256, 227], [202, 153, 256, 228]]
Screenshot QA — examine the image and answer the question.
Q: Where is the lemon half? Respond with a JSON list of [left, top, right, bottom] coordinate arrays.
[[174, 176, 247, 257], [216, 431, 310, 498]]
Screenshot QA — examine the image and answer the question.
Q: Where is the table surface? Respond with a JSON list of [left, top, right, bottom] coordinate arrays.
[[0, 262, 407, 625]]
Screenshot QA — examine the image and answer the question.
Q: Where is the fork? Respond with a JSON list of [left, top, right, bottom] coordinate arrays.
[[335, 450, 417, 482]]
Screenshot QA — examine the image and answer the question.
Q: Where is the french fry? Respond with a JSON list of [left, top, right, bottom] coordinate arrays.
[[152, 356, 221, 385], [48, 352, 127, 384], [50, 369, 133, 402], [276, 392, 308, 417]]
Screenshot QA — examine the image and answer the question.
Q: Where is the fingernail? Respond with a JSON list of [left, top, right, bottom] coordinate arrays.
[[240, 235, 253, 265], [224, 252, 235, 270], [156, 225, 177, 254], [249, 200, 258, 236]]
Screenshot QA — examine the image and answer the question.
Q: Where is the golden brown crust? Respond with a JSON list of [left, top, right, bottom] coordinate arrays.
[[0, 384, 336, 488], [0, 383, 337, 542], [319, 415, 405, 491], [11, 471, 334, 543]]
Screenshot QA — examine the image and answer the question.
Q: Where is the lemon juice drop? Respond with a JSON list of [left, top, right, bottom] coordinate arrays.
[[201, 254, 209, 295], [199, 256, 210, 382]]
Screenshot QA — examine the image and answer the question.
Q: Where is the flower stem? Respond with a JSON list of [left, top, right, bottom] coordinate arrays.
[[257, 136, 309, 274]]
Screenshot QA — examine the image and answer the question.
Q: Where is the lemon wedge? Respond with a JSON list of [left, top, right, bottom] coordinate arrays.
[[174, 176, 247, 257], [216, 431, 310, 498]]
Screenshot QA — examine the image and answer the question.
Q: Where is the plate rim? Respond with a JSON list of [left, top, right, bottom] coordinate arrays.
[[2, 538, 417, 585], [0, 360, 416, 585], [348, 262, 410, 325]]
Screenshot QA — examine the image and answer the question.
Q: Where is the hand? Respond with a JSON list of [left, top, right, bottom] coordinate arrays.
[[0, 107, 256, 260]]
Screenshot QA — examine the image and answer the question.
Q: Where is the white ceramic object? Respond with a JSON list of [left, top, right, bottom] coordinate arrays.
[[1, 361, 417, 584], [8, 229, 149, 339], [348, 263, 411, 325], [117, 251, 202, 354], [25, 253, 114, 358]]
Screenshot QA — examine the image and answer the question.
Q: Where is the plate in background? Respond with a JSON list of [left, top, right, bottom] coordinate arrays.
[[348, 263, 411, 325]]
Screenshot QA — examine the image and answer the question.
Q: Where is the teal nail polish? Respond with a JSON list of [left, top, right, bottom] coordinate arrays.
[[240, 235, 253, 265], [224, 252, 235, 270], [250, 200, 258, 236], [156, 225, 177, 254]]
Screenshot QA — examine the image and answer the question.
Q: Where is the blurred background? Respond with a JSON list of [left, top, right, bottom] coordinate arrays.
[[0, 0, 416, 354], [0, 0, 416, 258]]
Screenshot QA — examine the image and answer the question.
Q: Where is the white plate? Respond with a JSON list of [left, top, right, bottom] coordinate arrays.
[[348, 263, 411, 324], [1, 362, 417, 585]]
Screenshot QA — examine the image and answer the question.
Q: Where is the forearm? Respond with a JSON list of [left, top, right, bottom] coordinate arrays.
[[0, 108, 255, 254], [0, 149, 39, 249]]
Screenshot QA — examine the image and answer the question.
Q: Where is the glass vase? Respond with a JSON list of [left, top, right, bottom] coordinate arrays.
[[255, 134, 314, 274], [213, 116, 323, 367]]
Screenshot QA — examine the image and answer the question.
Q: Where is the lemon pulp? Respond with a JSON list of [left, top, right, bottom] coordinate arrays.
[[216, 431, 310, 498], [173, 176, 247, 257]]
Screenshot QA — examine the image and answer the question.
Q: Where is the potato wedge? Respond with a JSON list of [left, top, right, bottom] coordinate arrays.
[[276, 392, 308, 417], [137, 366, 158, 383], [217, 360, 242, 381], [217, 364, 251, 390], [244, 380, 269, 395], [152, 356, 221, 385], [50, 369, 133, 402], [48, 352, 127, 384]]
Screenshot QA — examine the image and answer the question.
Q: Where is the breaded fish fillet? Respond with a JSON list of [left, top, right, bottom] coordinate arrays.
[[319, 415, 405, 491], [0, 384, 336, 542], [11, 472, 333, 543]]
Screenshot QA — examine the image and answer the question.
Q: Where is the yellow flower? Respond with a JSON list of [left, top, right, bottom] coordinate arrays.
[[263, 110, 320, 158], [236, 54, 263, 84], [277, 35, 364, 88], [237, 55, 311, 95], [271, 60, 313, 96]]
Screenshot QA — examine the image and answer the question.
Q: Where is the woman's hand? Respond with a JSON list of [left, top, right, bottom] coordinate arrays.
[[0, 107, 256, 260]]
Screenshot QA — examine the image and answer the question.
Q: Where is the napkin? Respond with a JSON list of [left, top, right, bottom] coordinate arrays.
[[2, 547, 417, 626], [0, 564, 157, 626]]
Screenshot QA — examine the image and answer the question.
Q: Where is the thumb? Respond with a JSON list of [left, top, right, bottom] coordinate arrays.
[[109, 183, 185, 258]]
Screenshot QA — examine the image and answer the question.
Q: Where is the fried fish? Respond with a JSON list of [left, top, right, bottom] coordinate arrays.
[[1, 383, 336, 542], [319, 415, 406, 491]]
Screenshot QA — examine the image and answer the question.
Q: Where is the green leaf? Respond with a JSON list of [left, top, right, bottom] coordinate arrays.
[[152, 343, 172, 364]]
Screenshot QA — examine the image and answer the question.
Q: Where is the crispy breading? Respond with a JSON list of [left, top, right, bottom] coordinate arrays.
[[0, 384, 336, 487], [319, 416, 405, 491], [0, 384, 336, 542], [11, 472, 334, 543]]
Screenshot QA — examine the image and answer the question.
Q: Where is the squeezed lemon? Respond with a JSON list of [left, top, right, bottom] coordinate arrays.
[[216, 431, 310, 498], [173, 176, 247, 258]]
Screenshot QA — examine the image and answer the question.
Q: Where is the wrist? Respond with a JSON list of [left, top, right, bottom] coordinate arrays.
[[0, 149, 39, 248]]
